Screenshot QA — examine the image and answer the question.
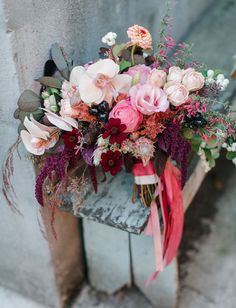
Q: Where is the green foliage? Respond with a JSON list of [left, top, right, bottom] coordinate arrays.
[[119, 59, 131, 71], [112, 44, 126, 57], [36, 77, 62, 89], [51, 43, 70, 80]]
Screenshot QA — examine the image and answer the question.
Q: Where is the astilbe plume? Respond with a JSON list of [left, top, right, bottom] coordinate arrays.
[[158, 124, 191, 187], [35, 148, 73, 206]]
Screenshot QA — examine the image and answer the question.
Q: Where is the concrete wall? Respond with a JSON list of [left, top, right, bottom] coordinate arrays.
[[0, 0, 213, 306]]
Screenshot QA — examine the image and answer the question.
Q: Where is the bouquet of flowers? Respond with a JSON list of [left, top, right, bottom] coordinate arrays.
[[6, 23, 236, 280]]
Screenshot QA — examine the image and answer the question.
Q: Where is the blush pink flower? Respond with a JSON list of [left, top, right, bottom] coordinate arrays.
[[127, 25, 152, 49], [109, 99, 143, 133], [148, 69, 167, 88], [164, 82, 189, 106], [130, 84, 169, 115], [60, 99, 83, 118], [182, 69, 205, 91], [127, 64, 151, 85], [69, 59, 132, 106], [167, 66, 183, 83], [134, 137, 155, 166], [20, 115, 59, 155]]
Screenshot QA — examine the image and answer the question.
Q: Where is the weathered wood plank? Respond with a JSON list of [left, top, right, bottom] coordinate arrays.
[[61, 170, 150, 235], [61, 156, 202, 235]]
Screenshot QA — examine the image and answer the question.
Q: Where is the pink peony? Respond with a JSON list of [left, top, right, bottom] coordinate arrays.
[[127, 65, 151, 85], [130, 84, 169, 115], [182, 70, 205, 91], [109, 99, 143, 133], [164, 82, 189, 106]]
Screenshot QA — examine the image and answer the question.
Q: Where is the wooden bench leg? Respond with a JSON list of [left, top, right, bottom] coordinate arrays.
[[83, 219, 131, 294], [131, 234, 179, 308]]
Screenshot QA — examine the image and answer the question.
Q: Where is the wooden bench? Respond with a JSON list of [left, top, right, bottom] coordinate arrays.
[[56, 156, 206, 308]]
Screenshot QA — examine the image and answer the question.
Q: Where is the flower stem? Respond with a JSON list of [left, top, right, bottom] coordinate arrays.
[[131, 45, 136, 66]]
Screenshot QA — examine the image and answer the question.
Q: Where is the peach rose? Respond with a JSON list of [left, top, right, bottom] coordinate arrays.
[[167, 66, 183, 83], [182, 70, 205, 91], [164, 82, 189, 106], [109, 99, 143, 133], [148, 69, 167, 88], [127, 25, 152, 49], [130, 84, 169, 115]]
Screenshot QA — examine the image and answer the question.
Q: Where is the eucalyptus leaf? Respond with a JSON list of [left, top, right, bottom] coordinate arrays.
[[36, 77, 62, 89], [18, 90, 41, 112], [13, 108, 20, 119], [18, 109, 43, 123], [119, 60, 131, 71], [112, 44, 126, 57], [51, 43, 69, 80]]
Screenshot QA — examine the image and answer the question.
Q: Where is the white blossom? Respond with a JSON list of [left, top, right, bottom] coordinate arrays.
[[207, 70, 214, 78], [101, 32, 117, 46]]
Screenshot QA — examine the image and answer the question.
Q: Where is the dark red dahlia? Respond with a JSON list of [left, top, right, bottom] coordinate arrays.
[[62, 129, 79, 150], [101, 150, 122, 176], [102, 118, 127, 144]]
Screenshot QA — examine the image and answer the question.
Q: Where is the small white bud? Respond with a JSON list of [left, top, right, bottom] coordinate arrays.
[[222, 78, 229, 88], [207, 70, 214, 78], [217, 74, 224, 82]]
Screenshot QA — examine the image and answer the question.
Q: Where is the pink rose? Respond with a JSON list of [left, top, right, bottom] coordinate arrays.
[[167, 66, 183, 83], [148, 69, 167, 88], [127, 64, 151, 85], [109, 99, 143, 133], [182, 70, 205, 91], [130, 84, 169, 115], [164, 82, 189, 106]]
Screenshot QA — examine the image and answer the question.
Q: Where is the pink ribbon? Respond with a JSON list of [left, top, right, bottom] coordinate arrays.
[[133, 159, 184, 287]]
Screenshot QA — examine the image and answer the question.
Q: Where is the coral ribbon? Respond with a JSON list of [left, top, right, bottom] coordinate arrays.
[[162, 159, 184, 266], [143, 159, 184, 286]]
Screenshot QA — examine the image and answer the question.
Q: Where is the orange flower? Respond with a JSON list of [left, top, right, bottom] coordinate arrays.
[[127, 25, 152, 50]]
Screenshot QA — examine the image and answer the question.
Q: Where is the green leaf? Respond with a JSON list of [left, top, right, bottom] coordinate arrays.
[[226, 151, 236, 160], [119, 60, 131, 71], [36, 77, 62, 89], [18, 90, 41, 112], [51, 43, 69, 80], [112, 44, 126, 57], [18, 109, 43, 123]]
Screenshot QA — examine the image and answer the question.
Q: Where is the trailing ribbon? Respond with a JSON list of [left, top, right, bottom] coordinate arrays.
[[133, 159, 184, 286]]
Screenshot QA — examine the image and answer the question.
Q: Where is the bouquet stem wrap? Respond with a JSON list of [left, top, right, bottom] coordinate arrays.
[[132, 159, 184, 286]]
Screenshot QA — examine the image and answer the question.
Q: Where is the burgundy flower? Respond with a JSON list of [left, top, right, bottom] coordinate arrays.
[[62, 129, 79, 150], [102, 118, 127, 144], [101, 150, 122, 176]]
